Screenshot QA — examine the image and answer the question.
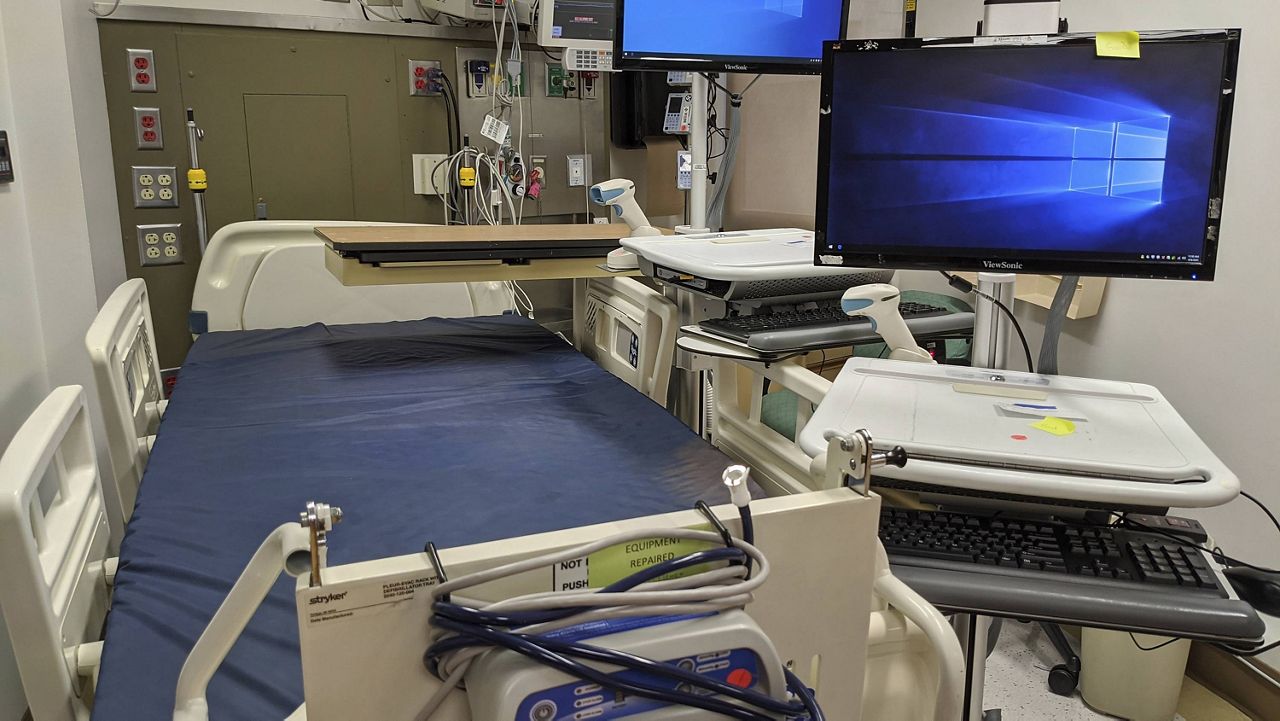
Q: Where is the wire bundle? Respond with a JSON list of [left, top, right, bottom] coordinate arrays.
[[418, 524, 822, 720]]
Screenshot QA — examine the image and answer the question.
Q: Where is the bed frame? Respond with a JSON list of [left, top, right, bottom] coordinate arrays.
[[0, 386, 115, 721], [84, 279, 166, 544]]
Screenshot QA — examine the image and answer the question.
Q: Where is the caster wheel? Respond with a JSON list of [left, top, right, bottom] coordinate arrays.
[[1048, 663, 1079, 696]]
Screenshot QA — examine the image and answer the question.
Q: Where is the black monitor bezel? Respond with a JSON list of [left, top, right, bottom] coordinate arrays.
[[814, 30, 1241, 281], [614, 0, 852, 75]]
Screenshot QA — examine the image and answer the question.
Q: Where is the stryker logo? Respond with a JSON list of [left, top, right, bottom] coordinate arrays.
[[309, 591, 349, 606], [724, 64, 750, 71], [982, 261, 1024, 270]]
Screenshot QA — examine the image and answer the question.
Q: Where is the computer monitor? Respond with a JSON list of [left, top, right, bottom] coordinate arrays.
[[815, 31, 1240, 281], [615, 0, 850, 75], [537, 0, 617, 71]]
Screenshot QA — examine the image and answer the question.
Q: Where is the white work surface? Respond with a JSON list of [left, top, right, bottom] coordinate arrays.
[[798, 359, 1240, 509], [622, 228, 870, 280]]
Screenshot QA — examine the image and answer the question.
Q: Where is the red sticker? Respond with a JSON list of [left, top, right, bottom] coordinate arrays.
[[1010, 434, 1029, 441]]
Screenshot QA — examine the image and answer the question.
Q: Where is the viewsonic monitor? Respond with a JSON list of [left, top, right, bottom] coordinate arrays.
[[616, 0, 850, 75], [815, 31, 1240, 280]]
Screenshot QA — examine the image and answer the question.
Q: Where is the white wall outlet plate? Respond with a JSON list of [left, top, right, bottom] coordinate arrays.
[[137, 223, 182, 266], [132, 165, 178, 208], [412, 154, 450, 196]]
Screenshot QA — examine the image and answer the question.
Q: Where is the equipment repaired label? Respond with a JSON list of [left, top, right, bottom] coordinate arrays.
[[301, 572, 437, 627], [552, 537, 715, 592]]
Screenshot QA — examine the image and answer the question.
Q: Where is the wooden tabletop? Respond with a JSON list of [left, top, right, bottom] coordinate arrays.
[[316, 223, 652, 248]]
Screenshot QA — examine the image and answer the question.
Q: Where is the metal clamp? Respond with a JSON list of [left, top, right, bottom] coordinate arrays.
[[823, 428, 908, 495], [300, 501, 343, 587]]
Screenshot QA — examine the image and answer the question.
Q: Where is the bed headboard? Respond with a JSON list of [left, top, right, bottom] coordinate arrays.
[[190, 221, 514, 333]]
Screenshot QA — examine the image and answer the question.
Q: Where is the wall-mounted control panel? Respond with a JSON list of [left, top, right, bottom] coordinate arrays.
[[137, 223, 183, 266], [132, 165, 179, 208], [663, 92, 692, 135], [133, 107, 163, 149], [128, 49, 156, 92]]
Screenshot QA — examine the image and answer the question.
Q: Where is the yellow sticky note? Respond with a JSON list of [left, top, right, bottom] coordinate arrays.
[[1032, 417, 1076, 437], [1096, 31, 1141, 59]]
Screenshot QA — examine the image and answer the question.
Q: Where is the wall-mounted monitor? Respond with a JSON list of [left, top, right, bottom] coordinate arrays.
[[615, 0, 850, 75], [815, 31, 1241, 281], [537, 0, 617, 71]]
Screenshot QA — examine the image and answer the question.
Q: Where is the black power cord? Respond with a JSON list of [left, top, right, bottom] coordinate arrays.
[[941, 271, 1035, 373]]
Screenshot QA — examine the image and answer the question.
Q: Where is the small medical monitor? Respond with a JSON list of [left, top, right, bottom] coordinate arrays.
[[615, 0, 851, 74], [539, 0, 616, 46], [815, 31, 1240, 280]]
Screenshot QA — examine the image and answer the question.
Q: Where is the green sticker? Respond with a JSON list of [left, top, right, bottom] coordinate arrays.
[[586, 536, 717, 588]]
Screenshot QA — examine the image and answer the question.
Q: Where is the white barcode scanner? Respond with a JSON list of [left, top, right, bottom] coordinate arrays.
[[841, 284, 935, 364], [590, 179, 662, 271]]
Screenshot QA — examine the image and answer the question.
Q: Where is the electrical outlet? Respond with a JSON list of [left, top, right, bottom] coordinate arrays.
[[133, 166, 179, 208], [137, 223, 182, 266], [127, 49, 156, 92], [134, 107, 163, 149], [408, 59, 443, 97]]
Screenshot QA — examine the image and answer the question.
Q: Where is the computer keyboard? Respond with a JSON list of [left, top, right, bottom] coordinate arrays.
[[880, 507, 1224, 593], [699, 302, 956, 352]]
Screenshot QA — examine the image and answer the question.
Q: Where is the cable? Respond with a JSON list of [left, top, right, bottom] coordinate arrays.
[[420, 520, 822, 720], [941, 271, 1035, 373], [88, 0, 122, 17], [357, 0, 401, 22], [1128, 633, 1180, 652], [1240, 490, 1280, 537]]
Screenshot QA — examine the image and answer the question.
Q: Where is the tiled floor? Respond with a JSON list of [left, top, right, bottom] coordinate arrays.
[[983, 621, 1249, 720]]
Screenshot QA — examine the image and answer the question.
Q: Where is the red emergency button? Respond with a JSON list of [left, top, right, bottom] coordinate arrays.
[[726, 668, 753, 688]]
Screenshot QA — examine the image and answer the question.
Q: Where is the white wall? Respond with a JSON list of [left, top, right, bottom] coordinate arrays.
[[0, 5, 53, 716], [0, 0, 135, 715]]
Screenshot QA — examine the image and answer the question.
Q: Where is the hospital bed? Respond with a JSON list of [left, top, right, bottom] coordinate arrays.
[[4, 223, 961, 720]]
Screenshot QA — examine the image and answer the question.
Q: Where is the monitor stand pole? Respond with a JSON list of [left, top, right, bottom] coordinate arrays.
[[962, 4, 1065, 720]]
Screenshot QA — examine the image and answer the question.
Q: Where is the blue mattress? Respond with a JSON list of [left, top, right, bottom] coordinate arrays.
[[92, 316, 738, 720]]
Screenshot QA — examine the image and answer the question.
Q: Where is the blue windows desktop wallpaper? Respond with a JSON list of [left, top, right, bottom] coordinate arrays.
[[622, 0, 845, 62], [824, 42, 1227, 260]]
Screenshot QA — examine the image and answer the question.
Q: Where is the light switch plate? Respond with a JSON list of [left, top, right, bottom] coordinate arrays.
[[137, 223, 183, 266], [132, 165, 179, 208], [134, 107, 163, 149]]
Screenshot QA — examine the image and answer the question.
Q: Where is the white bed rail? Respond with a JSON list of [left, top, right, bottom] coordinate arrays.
[[576, 277, 678, 404], [190, 221, 513, 333], [0, 386, 113, 721], [85, 279, 165, 543], [709, 357, 965, 720], [711, 357, 833, 496]]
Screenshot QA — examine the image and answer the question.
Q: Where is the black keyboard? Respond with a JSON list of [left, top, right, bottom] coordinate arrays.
[[880, 507, 1224, 594], [699, 302, 949, 344]]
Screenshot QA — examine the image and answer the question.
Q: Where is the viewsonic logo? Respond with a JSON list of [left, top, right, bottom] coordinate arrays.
[[982, 261, 1024, 270], [724, 64, 750, 71]]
